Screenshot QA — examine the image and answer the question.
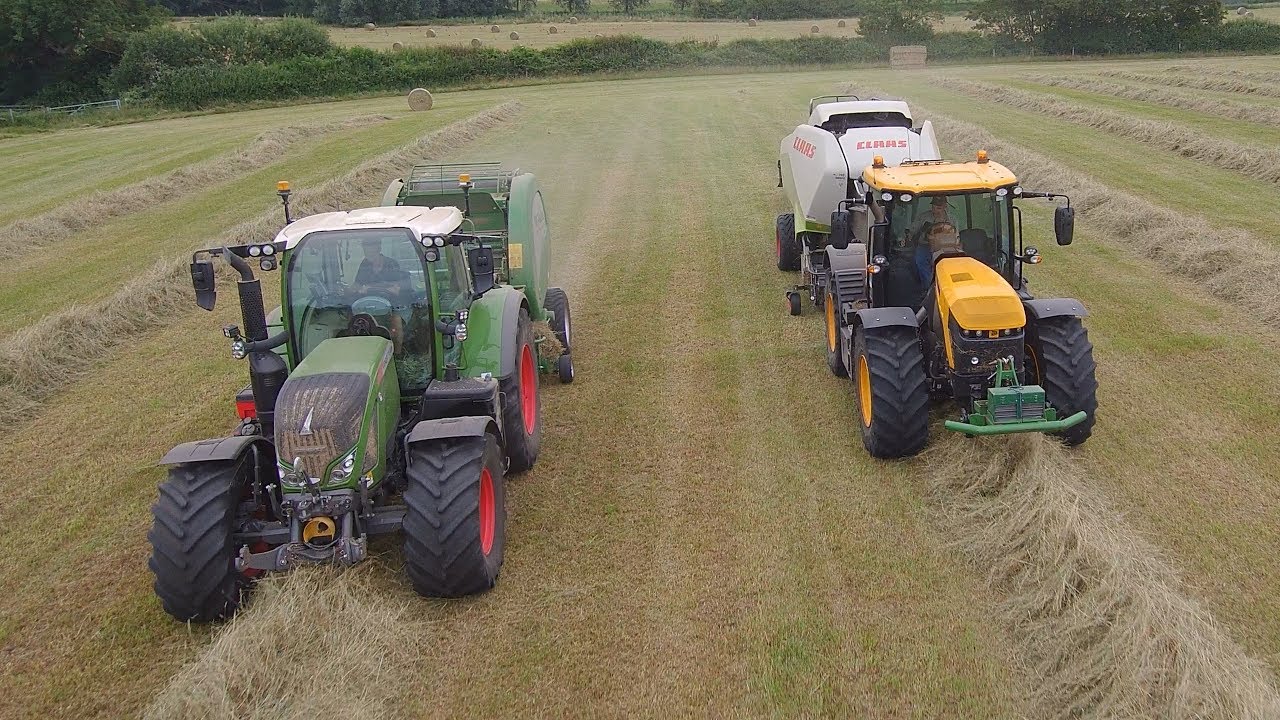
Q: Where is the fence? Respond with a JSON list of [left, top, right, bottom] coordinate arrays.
[[2, 99, 122, 122]]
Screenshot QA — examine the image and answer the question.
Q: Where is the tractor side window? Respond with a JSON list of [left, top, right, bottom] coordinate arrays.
[[431, 246, 473, 316]]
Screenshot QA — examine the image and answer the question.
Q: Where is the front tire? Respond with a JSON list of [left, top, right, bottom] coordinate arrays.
[[776, 213, 800, 271], [853, 325, 930, 459], [148, 458, 252, 622], [500, 308, 541, 473], [1026, 315, 1098, 446], [403, 433, 506, 597]]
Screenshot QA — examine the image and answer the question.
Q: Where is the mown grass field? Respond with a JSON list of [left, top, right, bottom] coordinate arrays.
[[2, 56, 1280, 718]]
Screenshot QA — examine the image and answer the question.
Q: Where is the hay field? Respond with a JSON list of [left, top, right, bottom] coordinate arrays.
[[2, 57, 1280, 718]]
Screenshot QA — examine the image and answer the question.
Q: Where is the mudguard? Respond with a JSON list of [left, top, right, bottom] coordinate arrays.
[[826, 244, 867, 321], [159, 435, 267, 466], [854, 307, 918, 330], [405, 415, 500, 445], [461, 286, 527, 379], [381, 179, 404, 207], [1024, 298, 1087, 320]]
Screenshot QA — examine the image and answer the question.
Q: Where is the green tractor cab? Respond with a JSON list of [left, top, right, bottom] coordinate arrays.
[[149, 172, 577, 622]]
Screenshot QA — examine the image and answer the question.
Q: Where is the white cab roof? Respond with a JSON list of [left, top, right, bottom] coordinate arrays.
[[809, 100, 913, 127], [273, 206, 463, 249]]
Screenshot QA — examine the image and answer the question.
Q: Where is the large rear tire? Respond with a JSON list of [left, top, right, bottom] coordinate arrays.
[[853, 325, 930, 459], [776, 213, 800, 271], [403, 433, 506, 597], [1026, 315, 1098, 446], [824, 282, 846, 378], [500, 308, 541, 473], [148, 457, 252, 622]]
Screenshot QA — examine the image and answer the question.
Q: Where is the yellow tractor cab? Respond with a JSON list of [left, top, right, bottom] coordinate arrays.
[[819, 151, 1098, 458]]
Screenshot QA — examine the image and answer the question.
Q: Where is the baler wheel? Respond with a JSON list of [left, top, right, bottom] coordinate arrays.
[[148, 458, 252, 622], [776, 213, 800, 271], [403, 433, 506, 597], [824, 285, 847, 377], [1025, 315, 1098, 446], [544, 287, 572, 352], [501, 308, 541, 473], [853, 325, 929, 458]]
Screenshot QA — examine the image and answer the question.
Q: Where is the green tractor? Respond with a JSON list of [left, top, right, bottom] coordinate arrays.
[[149, 165, 575, 622]]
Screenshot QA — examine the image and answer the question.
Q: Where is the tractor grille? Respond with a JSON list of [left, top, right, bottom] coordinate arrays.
[[274, 373, 370, 479], [993, 400, 1045, 424]]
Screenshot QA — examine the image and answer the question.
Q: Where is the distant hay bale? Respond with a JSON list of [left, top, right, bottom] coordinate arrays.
[[425, 28, 436, 37], [392, 41, 403, 50], [407, 88, 433, 111], [810, 24, 820, 33], [471, 37, 482, 47], [595, 33, 604, 38], [569, 15, 578, 23], [491, 24, 500, 32], [1246, 9, 1255, 16], [889, 44, 928, 68], [548, 25, 558, 34], [837, 19, 847, 27], [510, 31, 520, 39], [748, 18, 758, 26], [1237, 6, 1249, 14], [364, 22, 376, 30]]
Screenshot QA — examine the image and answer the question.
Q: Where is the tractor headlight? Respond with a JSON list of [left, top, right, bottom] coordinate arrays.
[[329, 450, 357, 483], [249, 245, 262, 257]]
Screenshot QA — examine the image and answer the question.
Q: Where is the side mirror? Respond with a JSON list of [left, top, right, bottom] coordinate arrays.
[[1054, 206, 1074, 246], [191, 258, 216, 311], [829, 210, 851, 250], [468, 246, 496, 297]]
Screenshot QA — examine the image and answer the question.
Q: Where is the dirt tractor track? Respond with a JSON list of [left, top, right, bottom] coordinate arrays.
[[3, 60, 1280, 719]]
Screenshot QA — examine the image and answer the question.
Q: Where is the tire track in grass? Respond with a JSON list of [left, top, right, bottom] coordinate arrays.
[[0, 114, 392, 264]]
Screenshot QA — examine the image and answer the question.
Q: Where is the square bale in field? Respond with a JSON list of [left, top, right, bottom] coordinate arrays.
[[890, 45, 928, 68]]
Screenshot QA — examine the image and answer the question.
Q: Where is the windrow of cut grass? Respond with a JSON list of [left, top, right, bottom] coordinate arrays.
[[0, 114, 392, 264], [1019, 74, 1280, 128], [1100, 70, 1280, 98], [843, 82, 1280, 329], [1159, 64, 1280, 85], [926, 434, 1280, 719], [0, 101, 523, 432], [933, 78, 1280, 187]]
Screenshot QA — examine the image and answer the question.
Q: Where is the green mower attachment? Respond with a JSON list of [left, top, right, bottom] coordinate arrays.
[[943, 359, 1089, 437]]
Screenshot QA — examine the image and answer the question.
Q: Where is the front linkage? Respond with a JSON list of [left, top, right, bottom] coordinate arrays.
[[943, 358, 1087, 436]]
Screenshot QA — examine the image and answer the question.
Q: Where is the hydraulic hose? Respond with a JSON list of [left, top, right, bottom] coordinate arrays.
[[242, 330, 289, 353]]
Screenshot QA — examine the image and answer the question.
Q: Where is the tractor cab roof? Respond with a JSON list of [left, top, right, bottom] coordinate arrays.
[[862, 158, 1018, 194], [273, 206, 463, 250], [808, 100, 912, 127]]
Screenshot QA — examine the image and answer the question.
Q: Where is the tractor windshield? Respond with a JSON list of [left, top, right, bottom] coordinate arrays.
[[284, 228, 434, 391], [876, 190, 1013, 305]]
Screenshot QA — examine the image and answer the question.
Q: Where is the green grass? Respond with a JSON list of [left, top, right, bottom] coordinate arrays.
[[7, 58, 1280, 717]]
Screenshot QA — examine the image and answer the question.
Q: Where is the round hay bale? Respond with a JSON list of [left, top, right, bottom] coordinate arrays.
[[837, 19, 847, 28], [747, 18, 758, 27], [1237, 5, 1248, 14], [491, 24, 500, 32], [364, 22, 376, 31], [392, 41, 404, 50], [471, 38, 482, 47], [549, 25, 558, 34], [569, 16, 579, 24], [510, 31, 520, 40], [407, 88, 434, 111], [425, 28, 436, 37], [810, 24, 820, 34]]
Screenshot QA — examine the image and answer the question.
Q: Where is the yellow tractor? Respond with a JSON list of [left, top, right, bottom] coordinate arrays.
[[819, 151, 1097, 458]]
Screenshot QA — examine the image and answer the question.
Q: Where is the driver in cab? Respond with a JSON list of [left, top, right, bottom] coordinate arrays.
[[353, 237, 407, 295]]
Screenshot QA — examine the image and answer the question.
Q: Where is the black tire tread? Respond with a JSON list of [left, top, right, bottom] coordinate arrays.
[[777, 213, 800, 271], [1030, 315, 1098, 446], [824, 283, 847, 378], [544, 287, 571, 352], [403, 434, 505, 597], [856, 326, 930, 459], [147, 459, 247, 622]]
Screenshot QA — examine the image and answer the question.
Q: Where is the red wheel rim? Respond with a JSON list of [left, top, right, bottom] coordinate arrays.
[[519, 344, 537, 435], [479, 468, 495, 556]]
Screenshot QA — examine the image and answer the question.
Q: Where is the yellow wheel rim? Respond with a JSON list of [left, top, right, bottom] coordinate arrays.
[[825, 292, 837, 352], [858, 355, 872, 427]]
